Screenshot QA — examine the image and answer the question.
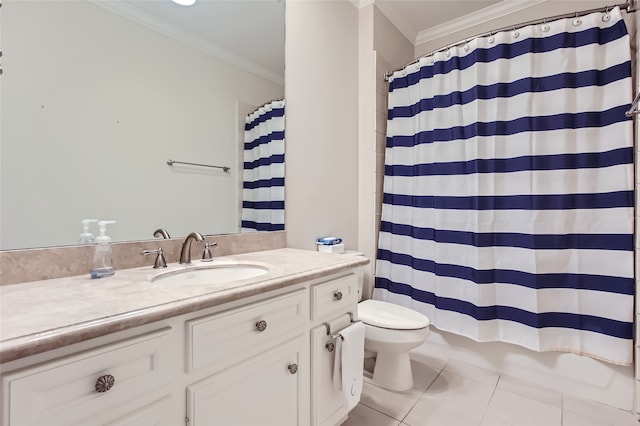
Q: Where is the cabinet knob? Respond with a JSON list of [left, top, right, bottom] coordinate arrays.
[[95, 374, 115, 393], [325, 342, 335, 352], [255, 320, 267, 332], [288, 363, 298, 374], [334, 291, 343, 301]]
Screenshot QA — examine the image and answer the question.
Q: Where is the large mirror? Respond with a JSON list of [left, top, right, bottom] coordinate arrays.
[[0, 0, 285, 250]]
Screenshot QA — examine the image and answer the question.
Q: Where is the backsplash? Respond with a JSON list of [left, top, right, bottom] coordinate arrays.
[[0, 231, 287, 285]]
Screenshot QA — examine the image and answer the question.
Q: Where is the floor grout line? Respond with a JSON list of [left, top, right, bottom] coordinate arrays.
[[399, 363, 446, 424], [477, 373, 502, 426]]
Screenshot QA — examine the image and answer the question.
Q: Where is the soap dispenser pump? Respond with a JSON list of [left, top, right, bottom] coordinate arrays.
[[78, 219, 98, 244], [91, 220, 116, 279]]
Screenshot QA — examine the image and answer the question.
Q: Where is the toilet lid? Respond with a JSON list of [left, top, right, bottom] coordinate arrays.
[[358, 299, 430, 330]]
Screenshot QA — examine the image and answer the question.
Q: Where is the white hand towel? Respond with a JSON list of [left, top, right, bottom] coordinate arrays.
[[332, 321, 365, 411]]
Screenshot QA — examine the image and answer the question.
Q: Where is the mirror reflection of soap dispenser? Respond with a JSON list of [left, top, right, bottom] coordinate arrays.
[[78, 219, 98, 244], [91, 220, 116, 279]]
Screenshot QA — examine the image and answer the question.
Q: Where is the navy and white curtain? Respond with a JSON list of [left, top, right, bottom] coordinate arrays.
[[374, 7, 634, 364], [242, 99, 285, 232]]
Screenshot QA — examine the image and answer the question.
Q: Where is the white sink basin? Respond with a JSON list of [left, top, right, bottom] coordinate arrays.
[[151, 263, 269, 286]]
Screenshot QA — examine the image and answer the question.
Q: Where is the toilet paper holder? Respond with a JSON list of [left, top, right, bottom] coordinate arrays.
[[324, 312, 359, 352]]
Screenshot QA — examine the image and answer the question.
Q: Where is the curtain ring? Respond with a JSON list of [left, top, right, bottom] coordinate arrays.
[[488, 32, 495, 44], [463, 39, 470, 52], [602, 6, 611, 22], [540, 18, 550, 32], [512, 25, 520, 39], [573, 12, 582, 26]]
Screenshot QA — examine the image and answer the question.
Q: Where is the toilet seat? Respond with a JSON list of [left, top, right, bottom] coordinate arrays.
[[358, 299, 430, 330]]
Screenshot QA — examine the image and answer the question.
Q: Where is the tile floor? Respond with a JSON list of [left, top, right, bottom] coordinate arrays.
[[341, 355, 639, 426]]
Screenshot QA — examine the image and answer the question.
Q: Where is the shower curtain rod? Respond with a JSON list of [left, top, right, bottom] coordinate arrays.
[[251, 96, 284, 113], [383, 1, 636, 82]]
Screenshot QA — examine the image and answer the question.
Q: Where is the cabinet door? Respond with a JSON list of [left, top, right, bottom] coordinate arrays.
[[105, 395, 175, 426], [186, 335, 308, 426], [310, 316, 352, 426]]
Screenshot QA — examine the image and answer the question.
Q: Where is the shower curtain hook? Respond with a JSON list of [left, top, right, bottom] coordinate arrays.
[[573, 11, 582, 26], [541, 18, 549, 32]]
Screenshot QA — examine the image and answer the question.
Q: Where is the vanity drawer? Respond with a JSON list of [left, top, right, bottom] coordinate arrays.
[[3, 328, 172, 426], [187, 289, 307, 373], [311, 274, 358, 321]]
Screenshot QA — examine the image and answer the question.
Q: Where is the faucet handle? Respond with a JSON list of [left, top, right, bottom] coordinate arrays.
[[141, 248, 168, 269], [202, 242, 217, 262]]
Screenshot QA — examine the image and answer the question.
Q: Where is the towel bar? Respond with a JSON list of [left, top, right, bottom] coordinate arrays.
[[323, 311, 360, 339], [166, 159, 230, 172]]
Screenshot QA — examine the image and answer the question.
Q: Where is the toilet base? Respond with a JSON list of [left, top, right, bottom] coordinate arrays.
[[372, 351, 413, 391]]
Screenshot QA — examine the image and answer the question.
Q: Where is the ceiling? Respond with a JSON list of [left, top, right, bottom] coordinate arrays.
[[100, 0, 507, 84]]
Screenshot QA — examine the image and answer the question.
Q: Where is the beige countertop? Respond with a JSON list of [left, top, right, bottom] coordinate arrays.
[[0, 248, 369, 363]]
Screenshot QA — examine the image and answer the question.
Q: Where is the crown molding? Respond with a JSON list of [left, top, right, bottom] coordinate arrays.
[[415, 0, 546, 46], [88, 0, 284, 85]]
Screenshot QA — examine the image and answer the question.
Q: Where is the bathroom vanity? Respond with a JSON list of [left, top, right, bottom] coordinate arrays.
[[0, 248, 368, 426]]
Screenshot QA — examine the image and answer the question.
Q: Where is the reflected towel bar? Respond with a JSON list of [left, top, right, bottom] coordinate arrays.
[[626, 91, 640, 117], [167, 159, 230, 172]]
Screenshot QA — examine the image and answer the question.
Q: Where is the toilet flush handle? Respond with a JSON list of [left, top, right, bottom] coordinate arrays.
[[334, 291, 343, 301]]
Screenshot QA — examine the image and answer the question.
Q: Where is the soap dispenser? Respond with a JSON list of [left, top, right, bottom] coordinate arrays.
[[78, 219, 98, 244], [91, 220, 116, 279]]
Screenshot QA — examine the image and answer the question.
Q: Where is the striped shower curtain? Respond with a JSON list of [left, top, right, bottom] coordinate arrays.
[[374, 7, 634, 364], [242, 99, 285, 232]]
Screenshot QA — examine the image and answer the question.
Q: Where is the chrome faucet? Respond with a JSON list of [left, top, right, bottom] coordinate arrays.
[[153, 228, 171, 239], [179, 231, 205, 264]]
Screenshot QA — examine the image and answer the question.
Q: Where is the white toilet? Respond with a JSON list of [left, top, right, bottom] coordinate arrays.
[[358, 299, 431, 391], [341, 251, 431, 391]]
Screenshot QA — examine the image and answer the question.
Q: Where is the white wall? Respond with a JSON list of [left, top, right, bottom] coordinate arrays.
[[285, 0, 360, 251], [356, 4, 415, 298], [0, 1, 283, 249]]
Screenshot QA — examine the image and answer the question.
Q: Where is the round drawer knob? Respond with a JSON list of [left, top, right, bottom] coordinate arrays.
[[256, 320, 267, 332], [334, 291, 343, 301], [325, 342, 335, 352], [95, 374, 115, 393], [288, 363, 298, 374]]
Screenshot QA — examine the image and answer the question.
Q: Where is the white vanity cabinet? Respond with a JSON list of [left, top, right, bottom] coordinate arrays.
[[310, 274, 359, 426], [1, 269, 362, 426]]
